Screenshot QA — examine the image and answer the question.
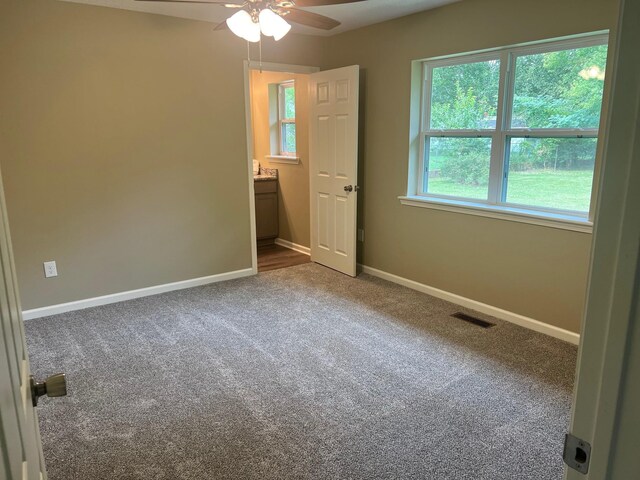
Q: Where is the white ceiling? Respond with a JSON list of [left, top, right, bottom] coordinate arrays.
[[59, 0, 460, 36]]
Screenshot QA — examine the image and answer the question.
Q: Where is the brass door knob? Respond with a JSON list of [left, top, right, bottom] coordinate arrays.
[[344, 185, 353, 192], [30, 373, 67, 407]]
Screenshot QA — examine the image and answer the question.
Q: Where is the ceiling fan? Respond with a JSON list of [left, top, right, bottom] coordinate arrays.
[[135, 0, 366, 42]]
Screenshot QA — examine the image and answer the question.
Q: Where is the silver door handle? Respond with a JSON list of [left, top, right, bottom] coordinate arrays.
[[30, 373, 67, 407]]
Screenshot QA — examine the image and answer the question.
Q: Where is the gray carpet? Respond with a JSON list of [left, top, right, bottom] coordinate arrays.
[[25, 263, 577, 480]]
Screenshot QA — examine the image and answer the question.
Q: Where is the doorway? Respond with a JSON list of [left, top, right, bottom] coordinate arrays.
[[244, 62, 318, 273], [244, 61, 362, 276]]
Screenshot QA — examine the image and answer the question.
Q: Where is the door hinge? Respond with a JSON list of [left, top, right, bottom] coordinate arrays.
[[563, 433, 591, 474]]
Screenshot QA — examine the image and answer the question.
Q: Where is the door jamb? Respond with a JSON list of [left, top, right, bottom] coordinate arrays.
[[565, 0, 640, 477], [243, 61, 320, 274]]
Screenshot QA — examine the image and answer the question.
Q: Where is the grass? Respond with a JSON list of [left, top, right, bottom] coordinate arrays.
[[428, 169, 594, 212]]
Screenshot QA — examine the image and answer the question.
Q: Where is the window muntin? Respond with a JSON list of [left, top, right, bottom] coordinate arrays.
[[418, 35, 608, 218], [278, 82, 296, 155]]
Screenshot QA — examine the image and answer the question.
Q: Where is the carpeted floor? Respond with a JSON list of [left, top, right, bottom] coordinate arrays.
[[25, 263, 577, 480]]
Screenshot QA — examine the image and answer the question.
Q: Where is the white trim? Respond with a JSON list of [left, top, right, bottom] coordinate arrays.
[[243, 60, 259, 275], [566, 2, 640, 477], [399, 195, 593, 233], [274, 238, 311, 256], [22, 268, 254, 320], [360, 265, 580, 345], [247, 61, 319, 75], [266, 155, 300, 164]]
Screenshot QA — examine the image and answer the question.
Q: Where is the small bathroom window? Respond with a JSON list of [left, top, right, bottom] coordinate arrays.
[[277, 81, 296, 156]]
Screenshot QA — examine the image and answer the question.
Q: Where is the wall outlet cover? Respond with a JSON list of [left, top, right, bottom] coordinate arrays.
[[43, 261, 58, 278]]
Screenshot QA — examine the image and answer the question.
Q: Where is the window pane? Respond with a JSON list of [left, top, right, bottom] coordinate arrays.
[[505, 137, 596, 212], [283, 86, 295, 119], [281, 123, 296, 153], [425, 137, 491, 200], [511, 44, 608, 129], [430, 59, 500, 130]]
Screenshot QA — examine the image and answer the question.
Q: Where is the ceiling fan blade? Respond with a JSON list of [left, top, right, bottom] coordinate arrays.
[[288, 0, 366, 6], [134, 0, 243, 5], [284, 8, 340, 30], [214, 21, 229, 30]]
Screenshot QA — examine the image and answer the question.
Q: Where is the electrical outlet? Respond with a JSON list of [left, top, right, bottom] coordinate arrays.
[[43, 261, 58, 278], [357, 229, 365, 242]]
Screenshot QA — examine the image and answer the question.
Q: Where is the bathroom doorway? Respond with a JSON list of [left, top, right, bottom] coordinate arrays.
[[244, 61, 318, 273]]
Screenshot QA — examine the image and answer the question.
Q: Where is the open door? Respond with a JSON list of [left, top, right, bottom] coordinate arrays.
[[308, 65, 360, 277], [0, 164, 63, 480]]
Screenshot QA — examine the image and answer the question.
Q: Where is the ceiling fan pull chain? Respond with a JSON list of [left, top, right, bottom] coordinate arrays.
[[247, 40, 250, 65]]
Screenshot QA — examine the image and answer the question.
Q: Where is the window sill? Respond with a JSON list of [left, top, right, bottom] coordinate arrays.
[[266, 155, 300, 165], [398, 195, 593, 233]]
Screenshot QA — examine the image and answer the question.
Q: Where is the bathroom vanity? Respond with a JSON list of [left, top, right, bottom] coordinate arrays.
[[254, 167, 278, 245]]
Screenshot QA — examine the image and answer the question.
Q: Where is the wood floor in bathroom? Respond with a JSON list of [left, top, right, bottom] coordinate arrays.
[[257, 244, 311, 272]]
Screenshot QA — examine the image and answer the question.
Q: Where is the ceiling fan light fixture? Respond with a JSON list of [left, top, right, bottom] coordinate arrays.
[[258, 8, 292, 41], [258, 9, 276, 36], [244, 20, 261, 42], [271, 18, 291, 41], [226, 10, 260, 43]]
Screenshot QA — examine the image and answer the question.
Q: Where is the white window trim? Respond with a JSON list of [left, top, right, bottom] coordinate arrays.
[[399, 195, 593, 233], [277, 81, 296, 157], [265, 155, 300, 164], [404, 31, 609, 231]]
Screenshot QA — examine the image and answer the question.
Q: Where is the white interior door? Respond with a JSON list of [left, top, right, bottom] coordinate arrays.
[[309, 65, 360, 277], [0, 165, 47, 480]]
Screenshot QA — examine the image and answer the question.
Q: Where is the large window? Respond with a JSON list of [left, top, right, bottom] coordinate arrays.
[[412, 34, 608, 225], [278, 81, 296, 156]]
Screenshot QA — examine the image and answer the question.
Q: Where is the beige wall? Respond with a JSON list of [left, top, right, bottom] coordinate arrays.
[[321, 0, 620, 333], [0, 0, 323, 309], [250, 70, 311, 248], [0, 0, 620, 334]]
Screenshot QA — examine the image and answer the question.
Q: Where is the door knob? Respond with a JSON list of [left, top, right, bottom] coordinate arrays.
[[344, 185, 353, 192], [30, 373, 67, 407]]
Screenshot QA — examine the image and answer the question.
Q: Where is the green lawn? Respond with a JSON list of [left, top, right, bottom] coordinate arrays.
[[428, 169, 594, 212]]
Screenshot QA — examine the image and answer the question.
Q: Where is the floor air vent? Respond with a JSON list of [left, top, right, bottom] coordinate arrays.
[[451, 312, 495, 329]]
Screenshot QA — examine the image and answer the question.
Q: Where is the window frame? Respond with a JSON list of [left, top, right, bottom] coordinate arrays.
[[411, 32, 609, 227], [277, 81, 296, 157]]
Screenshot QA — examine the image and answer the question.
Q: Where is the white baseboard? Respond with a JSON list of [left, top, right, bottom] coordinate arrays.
[[360, 265, 580, 345], [275, 238, 311, 256], [22, 268, 254, 320], [22, 260, 579, 344]]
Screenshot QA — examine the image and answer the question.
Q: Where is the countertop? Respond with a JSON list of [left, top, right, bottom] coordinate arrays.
[[254, 167, 278, 182]]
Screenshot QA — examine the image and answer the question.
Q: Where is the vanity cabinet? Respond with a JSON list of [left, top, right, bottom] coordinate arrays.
[[255, 178, 279, 245]]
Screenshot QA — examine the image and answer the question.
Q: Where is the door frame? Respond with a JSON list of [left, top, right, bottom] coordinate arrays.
[[0, 163, 47, 478], [243, 61, 319, 274], [565, 0, 640, 477]]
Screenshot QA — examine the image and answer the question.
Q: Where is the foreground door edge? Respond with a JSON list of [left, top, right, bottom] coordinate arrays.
[[565, 1, 640, 478], [0, 164, 47, 479]]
